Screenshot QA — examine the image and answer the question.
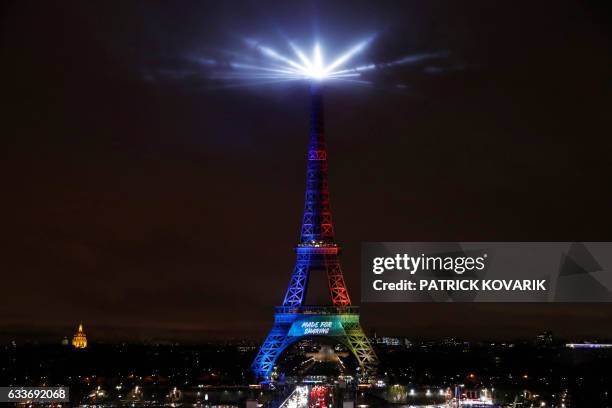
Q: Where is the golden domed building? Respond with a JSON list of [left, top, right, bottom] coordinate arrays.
[[71, 322, 88, 349]]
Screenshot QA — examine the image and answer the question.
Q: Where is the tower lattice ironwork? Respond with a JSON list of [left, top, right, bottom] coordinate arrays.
[[251, 84, 378, 382]]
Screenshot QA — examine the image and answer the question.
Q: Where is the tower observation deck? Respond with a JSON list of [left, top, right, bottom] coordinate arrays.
[[251, 84, 378, 382]]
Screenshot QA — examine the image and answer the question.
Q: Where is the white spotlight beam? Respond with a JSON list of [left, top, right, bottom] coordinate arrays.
[[324, 36, 375, 75]]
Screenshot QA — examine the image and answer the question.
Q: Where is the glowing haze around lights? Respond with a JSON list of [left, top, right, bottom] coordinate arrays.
[[180, 34, 451, 88], [217, 36, 376, 84]]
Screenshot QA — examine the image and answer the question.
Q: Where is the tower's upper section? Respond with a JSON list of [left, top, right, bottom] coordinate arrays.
[[299, 84, 336, 246]]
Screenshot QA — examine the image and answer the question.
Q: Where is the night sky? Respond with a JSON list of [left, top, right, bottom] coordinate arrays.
[[2, 0, 611, 343]]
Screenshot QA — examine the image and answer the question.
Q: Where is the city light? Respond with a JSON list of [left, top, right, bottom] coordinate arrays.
[[279, 386, 309, 408], [566, 343, 612, 349]]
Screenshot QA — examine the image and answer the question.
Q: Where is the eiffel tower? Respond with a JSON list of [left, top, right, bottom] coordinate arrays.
[[251, 84, 378, 382]]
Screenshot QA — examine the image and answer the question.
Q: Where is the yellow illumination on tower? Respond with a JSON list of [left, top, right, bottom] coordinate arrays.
[[71, 322, 88, 349]]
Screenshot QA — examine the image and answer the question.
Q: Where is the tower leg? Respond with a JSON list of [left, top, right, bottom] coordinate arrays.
[[251, 322, 291, 381], [342, 322, 379, 381]]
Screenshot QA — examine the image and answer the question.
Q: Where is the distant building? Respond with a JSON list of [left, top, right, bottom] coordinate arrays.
[[381, 337, 401, 346], [536, 331, 554, 344], [61, 336, 69, 346], [71, 322, 88, 349]]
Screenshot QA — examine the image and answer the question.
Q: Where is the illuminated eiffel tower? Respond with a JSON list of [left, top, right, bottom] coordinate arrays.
[[252, 84, 378, 382]]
